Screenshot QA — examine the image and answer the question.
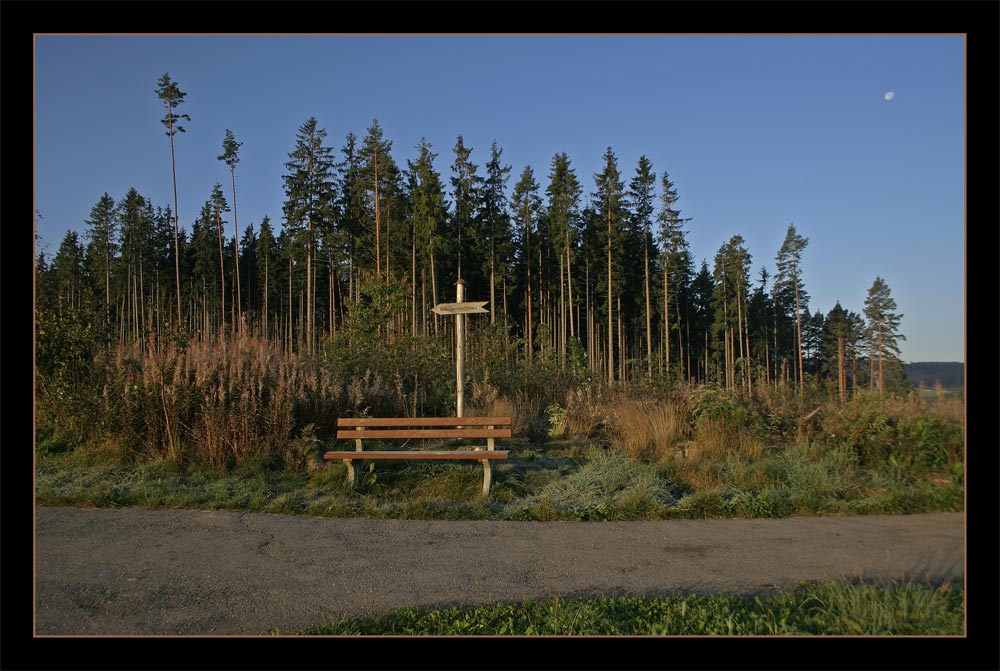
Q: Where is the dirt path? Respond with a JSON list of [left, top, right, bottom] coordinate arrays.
[[34, 507, 964, 635]]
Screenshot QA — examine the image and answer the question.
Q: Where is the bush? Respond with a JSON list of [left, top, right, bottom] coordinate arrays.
[[820, 394, 893, 467], [891, 416, 964, 473]]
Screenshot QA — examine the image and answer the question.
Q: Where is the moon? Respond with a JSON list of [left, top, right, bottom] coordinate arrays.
[[884, 91, 895, 101]]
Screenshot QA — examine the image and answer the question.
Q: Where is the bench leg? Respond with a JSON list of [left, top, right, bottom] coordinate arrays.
[[481, 459, 493, 496], [343, 459, 356, 487]]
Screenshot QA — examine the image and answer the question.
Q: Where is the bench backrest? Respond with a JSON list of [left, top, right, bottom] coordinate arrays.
[[336, 416, 512, 440]]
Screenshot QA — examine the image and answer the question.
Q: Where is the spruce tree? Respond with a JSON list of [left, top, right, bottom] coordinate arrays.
[[823, 302, 850, 403], [257, 216, 275, 337], [479, 141, 513, 325], [591, 148, 627, 383], [83, 193, 117, 317], [238, 222, 257, 323], [546, 152, 583, 361], [712, 236, 752, 390], [118, 188, 158, 344], [407, 139, 449, 335], [449, 134, 483, 288], [511, 166, 542, 358], [689, 261, 716, 383], [358, 120, 403, 281], [337, 132, 366, 298], [628, 156, 657, 379], [283, 117, 336, 353], [863, 276, 906, 395], [657, 171, 692, 381], [51, 231, 86, 311]]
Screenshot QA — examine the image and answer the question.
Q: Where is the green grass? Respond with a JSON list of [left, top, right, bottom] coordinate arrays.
[[35, 437, 964, 521], [291, 579, 963, 636]]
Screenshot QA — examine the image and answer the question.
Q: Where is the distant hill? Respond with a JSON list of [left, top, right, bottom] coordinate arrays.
[[904, 362, 964, 389]]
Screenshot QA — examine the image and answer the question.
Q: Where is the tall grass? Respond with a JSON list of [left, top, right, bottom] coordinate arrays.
[[38, 335, 348, 470]]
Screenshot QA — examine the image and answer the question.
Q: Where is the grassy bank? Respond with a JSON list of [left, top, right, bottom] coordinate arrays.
[[36, 435, 963, 521], [289, 579, 963, 635]]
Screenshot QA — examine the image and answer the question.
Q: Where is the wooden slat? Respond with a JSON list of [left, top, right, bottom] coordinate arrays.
[[336, 428, 511, 440], [337, 417, 511, 428], [324, 450, 510, 461]]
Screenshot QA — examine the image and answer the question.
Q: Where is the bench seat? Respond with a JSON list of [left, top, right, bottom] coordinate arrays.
[[325, 416, 512, 495], [323, 450, 510, 460]]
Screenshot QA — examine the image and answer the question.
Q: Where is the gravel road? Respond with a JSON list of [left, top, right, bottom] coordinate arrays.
[[34, 507, 964, 635]]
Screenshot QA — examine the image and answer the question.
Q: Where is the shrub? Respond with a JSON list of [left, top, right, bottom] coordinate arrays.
[[891, 416, 964, 473], [820, 394, 893, 467]]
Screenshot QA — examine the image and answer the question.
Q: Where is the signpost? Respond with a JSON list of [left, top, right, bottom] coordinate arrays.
[[432, 279, 487, 417]]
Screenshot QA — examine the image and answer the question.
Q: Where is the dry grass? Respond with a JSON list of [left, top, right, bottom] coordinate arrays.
[[477, 389, 549, 443], [607, 399, 692, 462], [88, 334, 346, 469], [875, 389, 964, 428], [691, 419, 765, 462]]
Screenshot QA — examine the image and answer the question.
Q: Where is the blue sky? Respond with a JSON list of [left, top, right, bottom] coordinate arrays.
[[34, 35, 964, 362]]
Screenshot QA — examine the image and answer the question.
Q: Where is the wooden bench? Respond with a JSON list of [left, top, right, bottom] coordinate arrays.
[[324, 417, 512, 495]]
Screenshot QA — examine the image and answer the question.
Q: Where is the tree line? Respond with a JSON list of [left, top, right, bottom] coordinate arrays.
[[35, 73, 909, 397]]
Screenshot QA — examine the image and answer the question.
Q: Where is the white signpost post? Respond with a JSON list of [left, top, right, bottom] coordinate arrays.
[[432, 278, 487, 418]]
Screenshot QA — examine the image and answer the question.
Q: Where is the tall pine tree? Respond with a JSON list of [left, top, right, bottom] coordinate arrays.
[[155, 73, 190, 328], [218, 129, 244, 329], [774, 224, 809, 393]]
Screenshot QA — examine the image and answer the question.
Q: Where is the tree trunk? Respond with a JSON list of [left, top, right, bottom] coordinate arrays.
[[503, 277, 508, 323], [526, 217, 533, 361], [878, 321, 884, 395], [216, 208, 226, 338], [263, 253, 269, 336], [735, 282, 746, 393], [374, 148, 381, 278], [430, 251, 439, 336], [869, 341, 875, 391], [607, 210, 614, 385], [644, 230, 652, 380], [586, 260, 592, 372], [231, 169, 241, 332], [567, 243, 575, 340], [490, 239, 496, 326], [838, 335, 846, 404], [663, 265, 670, 378], [412, 228, 417, 336], [794, 282, 803, 395], [336, 254, 337, 338], [618, 296, 625, 383], [559, 250, 566, 364], [168, 130, 182, 329]]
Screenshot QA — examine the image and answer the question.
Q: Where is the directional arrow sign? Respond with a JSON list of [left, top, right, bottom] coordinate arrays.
[[432, 301, 488, 315]]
